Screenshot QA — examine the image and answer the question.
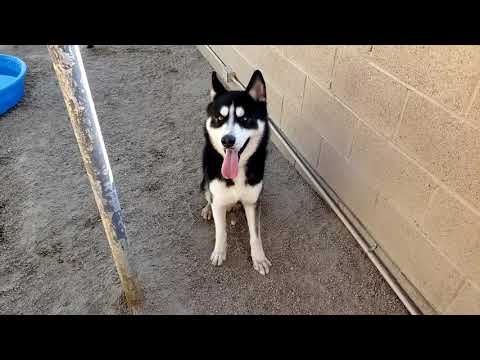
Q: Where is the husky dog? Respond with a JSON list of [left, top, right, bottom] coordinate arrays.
[[201, 70, 271, 275]]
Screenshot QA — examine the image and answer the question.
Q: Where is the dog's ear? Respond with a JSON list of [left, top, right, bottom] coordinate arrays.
[[246, 70, 267, 102], [211, 71, 226, 99]]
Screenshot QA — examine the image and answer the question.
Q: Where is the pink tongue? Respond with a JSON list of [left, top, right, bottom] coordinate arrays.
[[221, 149, 239, 179]]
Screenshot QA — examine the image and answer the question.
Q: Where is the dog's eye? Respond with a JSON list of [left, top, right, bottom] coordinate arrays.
[[218, 115, 223, 120]]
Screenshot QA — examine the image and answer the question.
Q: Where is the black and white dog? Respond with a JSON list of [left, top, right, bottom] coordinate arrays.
[[201, 70, 271, 275]]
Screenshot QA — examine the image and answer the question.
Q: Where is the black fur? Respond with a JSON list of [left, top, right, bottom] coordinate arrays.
[[201, 71, 269, 191]]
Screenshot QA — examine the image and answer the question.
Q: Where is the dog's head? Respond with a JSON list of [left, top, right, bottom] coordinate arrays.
[[206, 70, 268, 180]]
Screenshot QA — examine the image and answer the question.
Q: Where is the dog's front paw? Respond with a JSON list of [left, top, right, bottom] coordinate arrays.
[[251, 252, 272, 275], [210, 250, 227, 266], [201, 204, 212, 221]]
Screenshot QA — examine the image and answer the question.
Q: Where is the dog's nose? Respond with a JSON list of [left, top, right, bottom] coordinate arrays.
[[221, 134, 236, 148]]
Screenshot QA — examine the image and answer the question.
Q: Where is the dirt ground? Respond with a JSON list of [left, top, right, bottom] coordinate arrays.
[[0, 45, 407, 314]]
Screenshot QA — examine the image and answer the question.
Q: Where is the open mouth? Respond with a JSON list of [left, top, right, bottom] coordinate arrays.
[[221, 138, 250, 180], [223, 137, 250, 157]]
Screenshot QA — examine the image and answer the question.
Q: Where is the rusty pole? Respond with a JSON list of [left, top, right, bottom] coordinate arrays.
[[47, 45, 143, 313]]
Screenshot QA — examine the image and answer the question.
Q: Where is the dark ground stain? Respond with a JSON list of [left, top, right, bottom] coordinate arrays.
[[84, 215, 101, 229], [148, 148, 167, 160], [0, 224, 5, 244], [144, 181, 163, 193]]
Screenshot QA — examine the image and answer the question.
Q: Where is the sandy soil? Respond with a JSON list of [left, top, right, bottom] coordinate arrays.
[[0, 45, 407, 314]]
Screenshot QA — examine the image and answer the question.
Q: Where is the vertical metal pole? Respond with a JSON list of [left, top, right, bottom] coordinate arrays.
[[48, 45, 143, 313]]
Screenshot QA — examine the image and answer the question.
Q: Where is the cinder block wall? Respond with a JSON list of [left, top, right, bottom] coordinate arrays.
[[204, 45, 480, 314]]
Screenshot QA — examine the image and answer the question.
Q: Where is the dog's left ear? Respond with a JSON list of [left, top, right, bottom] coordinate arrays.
[[246, 70, 267, 102], [211, 71, 226, 99]]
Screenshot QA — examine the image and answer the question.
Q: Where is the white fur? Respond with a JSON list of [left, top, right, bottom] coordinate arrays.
[[243, 203, 271, 275], [220, 106, 229, 117], [205, 105, 270, 274], [210, 201, 228, 266], [235, 106, 245, 117], [208, 169, 271, 274], [207, 103, 265, 157], [208, 167, 264, 269], [209, 172, 263, 208]]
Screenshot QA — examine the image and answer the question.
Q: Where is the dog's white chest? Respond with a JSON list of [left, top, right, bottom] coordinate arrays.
[[209, 168, 262, 206]]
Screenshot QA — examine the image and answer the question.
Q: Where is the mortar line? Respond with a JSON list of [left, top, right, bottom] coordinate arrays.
[[419, 186, 441, 232], [329, 46, 339, 89], [367, 59, 480, 132], [393, 89, 410, 140], [326, 91, 480, 222], [444, 279, 468, 313], [378, 195, 470, 302], [465, 78, 480, 117], [346, 117, 360, 161], [299, 77, 464, 219]]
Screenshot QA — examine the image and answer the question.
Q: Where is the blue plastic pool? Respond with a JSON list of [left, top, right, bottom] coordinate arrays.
[[0, 54, 27, 116]]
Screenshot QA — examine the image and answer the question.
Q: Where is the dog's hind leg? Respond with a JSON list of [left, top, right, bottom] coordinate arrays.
[[201, 188, 213, 221], [243, 201, 271, 275], [201, 204, 212, 221]]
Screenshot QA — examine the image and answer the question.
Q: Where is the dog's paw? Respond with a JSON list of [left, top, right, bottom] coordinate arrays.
[[201, 205, 212, 221], [252, 253, 272, 276], [210, 250, 227, 266]]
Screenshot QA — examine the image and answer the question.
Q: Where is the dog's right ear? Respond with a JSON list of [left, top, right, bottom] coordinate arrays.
[[246, 70, 266, 102], [211, 71, 226, 99]]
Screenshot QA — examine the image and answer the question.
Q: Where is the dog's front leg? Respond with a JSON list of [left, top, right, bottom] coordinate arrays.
[[210, 202, 227, 266], [243, 202, 271, 275]]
